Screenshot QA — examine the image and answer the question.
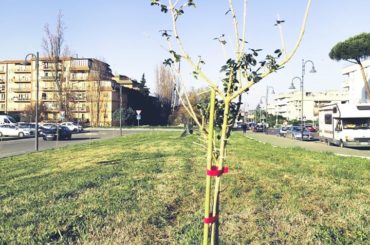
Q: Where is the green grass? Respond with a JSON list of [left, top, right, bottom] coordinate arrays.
[[0, 132, 369, 244]]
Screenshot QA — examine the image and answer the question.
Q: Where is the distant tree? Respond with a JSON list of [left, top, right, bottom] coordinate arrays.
[[155, 65, 180, 124], [329, 33, 370, 100], [112, 106, 136, 126], [87, 59, 111, 126], [21, 104, 46, 122], [155, 65, 175, 106], [42, 10, 70, 119], [139, 73, 150, 96]]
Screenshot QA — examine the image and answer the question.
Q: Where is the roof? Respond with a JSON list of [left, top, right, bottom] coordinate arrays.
[[320, 103, 370, 118]]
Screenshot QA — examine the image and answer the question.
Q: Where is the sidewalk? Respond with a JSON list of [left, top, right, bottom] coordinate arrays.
[[245, 131, 370, 160]]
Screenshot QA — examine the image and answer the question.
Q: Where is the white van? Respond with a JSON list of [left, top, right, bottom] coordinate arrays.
[[0, 115, 17, 126], [319, 103, 370, 147]]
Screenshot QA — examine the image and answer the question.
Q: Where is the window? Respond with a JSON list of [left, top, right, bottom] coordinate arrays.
[[342, 118, 370, 129], [324, 114, 332, 124]]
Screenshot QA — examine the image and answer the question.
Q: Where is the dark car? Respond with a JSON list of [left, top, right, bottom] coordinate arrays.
[[253, 124, 264, 132], [42, 126, 72, 141]]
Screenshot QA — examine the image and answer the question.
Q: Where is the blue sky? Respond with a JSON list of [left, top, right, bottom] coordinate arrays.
[[1, 0, 369, 108]]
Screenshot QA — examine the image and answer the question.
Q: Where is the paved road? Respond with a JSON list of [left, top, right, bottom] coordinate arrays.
[[245, 131, 370, 159], [0, 129, 144, 158]]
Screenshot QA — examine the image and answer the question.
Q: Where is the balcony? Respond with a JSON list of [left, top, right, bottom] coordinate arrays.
[[70, 75, 88, 81], [41, 76, 58, 81], [70, 108, 87, 112], [70, 97, 87, 102], [13, 78, 31, 83], [70, 65, 90, 71], [14, 97, 31, 102], [42, 87, 58, 92], [41, 97, 58, 102], [68, 87, 86, 92], [44, 107, 59, 112], [42, 64, 62, 71], [14, 67, 31, 73], [12, 87, 31, 93]]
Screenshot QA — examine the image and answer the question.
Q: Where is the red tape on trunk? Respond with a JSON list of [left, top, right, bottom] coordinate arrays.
[[203, 214, 218, 224], [207, 166, 229, 177]]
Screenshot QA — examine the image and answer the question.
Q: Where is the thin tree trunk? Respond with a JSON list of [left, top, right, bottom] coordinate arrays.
[[358, 62, 370, 101]]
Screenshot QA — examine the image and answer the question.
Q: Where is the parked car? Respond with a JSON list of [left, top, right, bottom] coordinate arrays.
[[60, 122, 83, 133], [41, 123, 57, 129], [0, 124, 31, 138], [286, 126, 315, 141], [305, 125, 317, 132], [279, 126, 290, 137], [17, 123, 36, 136], [253, 124, 264, 132], [0, 115, 17, 126], [42, 126, 72, 141]]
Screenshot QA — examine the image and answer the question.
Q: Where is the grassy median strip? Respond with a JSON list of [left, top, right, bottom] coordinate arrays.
[[0, 132, 369, 244]]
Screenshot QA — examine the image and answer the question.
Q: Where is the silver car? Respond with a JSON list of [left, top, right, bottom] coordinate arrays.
[[0, 124, 31, 138]]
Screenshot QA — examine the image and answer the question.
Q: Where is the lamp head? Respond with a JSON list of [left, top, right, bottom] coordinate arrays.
[[271, 88, 275, 94], [289, 83, 296, 90], [310, 66, 317, 73]]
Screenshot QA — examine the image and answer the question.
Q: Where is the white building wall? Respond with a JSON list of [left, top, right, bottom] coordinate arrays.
[[342, 59, 370, 103]]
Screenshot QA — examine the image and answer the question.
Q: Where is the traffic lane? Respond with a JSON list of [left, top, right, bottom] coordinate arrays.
[[0, 130, 142, 158], [245, 131, 370, 159]]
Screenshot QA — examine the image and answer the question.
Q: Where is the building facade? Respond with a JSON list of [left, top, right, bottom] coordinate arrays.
[[0, 57, 121, 126], [341, 59, 370, 104], [271, 89, 348, 121]]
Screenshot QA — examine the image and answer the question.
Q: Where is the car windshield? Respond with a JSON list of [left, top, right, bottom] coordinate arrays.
[[342, 118, 370, 129], [7, 117, 17, 123]]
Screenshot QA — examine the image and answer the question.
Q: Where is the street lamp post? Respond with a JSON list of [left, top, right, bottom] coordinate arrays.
[[265, 86, 275, 127], [259, 96, 266, 124], [119, 85, 122, 136], [290, 59, 316, 140], [24, 52, 39, 151]]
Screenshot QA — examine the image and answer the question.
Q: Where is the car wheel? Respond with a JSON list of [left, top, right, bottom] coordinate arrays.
[[43, 136, 47, 141], [18, 132, 24, 138], [339, 140, 344, 148]]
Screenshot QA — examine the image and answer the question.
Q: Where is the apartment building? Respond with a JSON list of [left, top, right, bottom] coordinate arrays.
[[113, 75, 140, 91], [342, 59, 370, 103], [271, 89, 348, 121], [0, 57, 121, 126]]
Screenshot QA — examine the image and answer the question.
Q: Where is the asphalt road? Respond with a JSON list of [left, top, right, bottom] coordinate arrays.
[[245, 131, 370, 159], [0, 129, 145, 158]]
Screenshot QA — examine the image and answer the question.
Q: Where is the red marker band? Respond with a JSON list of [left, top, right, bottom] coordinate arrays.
[[207, 166, 229, 177]]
